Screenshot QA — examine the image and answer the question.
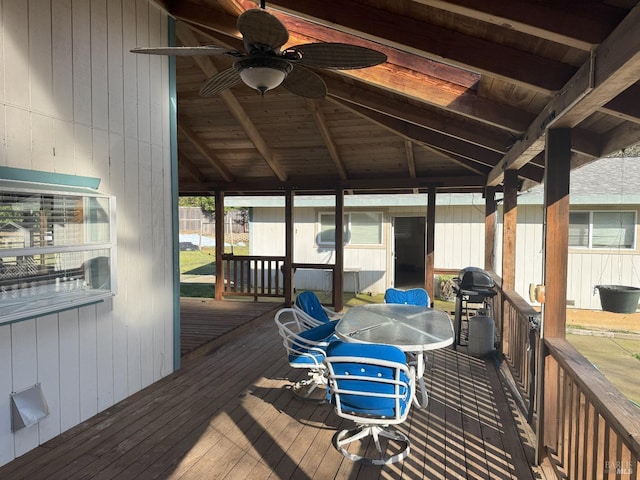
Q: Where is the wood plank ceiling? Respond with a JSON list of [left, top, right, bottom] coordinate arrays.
[[147, 0, 640, 195]]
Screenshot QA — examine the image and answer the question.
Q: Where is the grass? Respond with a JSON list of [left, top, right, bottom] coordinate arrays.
[[181, 250, 215, 275], [180, 283, 215, 298], [179, 245, 250, 298]]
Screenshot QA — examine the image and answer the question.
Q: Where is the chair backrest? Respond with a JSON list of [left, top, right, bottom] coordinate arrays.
[[295, 291, 331, 323], [324, 341, 413, 423], [384, 288, 430, 307], [274, 308, 334, 368]]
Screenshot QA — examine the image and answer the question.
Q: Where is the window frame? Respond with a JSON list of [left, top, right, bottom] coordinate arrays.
[[569, 209, 637, 250], [317, 211, 383, 247], [0, 180, 117, 324]]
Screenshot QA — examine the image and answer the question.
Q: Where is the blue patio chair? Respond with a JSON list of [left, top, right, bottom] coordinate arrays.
[[384, 287, 432, 373], [294, 290, 343, 327], [274, 308, 337, 401], [384, 287, 430, 307], [324, 341, 415, 465]]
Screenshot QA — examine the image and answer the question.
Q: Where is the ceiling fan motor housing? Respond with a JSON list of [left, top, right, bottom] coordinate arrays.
[[234, 55, 293, 94]]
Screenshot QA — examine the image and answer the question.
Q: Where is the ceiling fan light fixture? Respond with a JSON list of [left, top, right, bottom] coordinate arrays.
[[234, 56, 293, 95]]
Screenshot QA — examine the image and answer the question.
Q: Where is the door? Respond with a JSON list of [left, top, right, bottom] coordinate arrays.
[[393, 216, 426, 288]]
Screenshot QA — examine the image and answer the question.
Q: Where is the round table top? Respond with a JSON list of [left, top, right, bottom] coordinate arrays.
[[335, 303, 454, 352]]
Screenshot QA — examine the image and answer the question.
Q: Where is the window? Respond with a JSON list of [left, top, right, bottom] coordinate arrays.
[[0, 180, 116, 324], [318, 212, 382, 246], [569, 210, 636, 249]]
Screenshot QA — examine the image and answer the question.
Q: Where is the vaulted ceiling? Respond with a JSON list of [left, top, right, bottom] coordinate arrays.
[[148, 0, 640, 195]]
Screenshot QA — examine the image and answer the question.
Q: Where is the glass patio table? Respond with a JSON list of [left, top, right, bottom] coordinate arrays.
[[334, 303, 454, 408]]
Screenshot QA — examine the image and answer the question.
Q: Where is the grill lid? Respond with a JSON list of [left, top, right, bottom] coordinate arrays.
[[456, 267, 495, 289]]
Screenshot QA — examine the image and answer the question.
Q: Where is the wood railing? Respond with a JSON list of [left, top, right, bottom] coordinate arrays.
[[542, 338, 640, 479], [220, 256, 338, 301], [493, 277, 640, 479], [500, 288, 541, 424], [221, 255, 285, 300]]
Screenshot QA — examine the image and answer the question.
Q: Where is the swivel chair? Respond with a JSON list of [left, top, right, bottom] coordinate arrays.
[[274, 308, 336, 401], [324, 341, 415, 465]]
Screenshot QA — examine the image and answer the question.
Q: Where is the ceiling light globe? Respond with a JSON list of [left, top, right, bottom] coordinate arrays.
[[235, 56, 293, 95]]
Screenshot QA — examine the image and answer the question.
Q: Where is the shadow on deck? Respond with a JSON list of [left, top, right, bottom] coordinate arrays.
[[0, 300, 541, 479]]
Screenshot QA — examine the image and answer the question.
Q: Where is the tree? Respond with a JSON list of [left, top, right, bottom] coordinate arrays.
[[178, 196, 247, 216]]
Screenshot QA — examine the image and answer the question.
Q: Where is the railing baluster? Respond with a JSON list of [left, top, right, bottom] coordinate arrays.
[[543, 338, 640, 479]]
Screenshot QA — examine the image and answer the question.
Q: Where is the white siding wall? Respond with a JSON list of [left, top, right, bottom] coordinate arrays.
[[250, 204, 486, 294], [250, 201, 640, 309], [0, 0, 174, 466], [434, 204, 485, 270], [495, 204, 640, 310]]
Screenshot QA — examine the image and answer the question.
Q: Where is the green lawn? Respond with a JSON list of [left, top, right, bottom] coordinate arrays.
[[180, 250, 215, 275], [179, 245, 249, 297]]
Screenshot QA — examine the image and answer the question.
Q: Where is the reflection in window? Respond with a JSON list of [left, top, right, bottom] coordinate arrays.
[[318, 212, 382, 246], [569, 210, 636, 249], [0, 181, 116, 324]]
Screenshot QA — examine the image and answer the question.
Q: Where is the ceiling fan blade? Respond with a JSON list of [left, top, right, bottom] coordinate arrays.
[[130, 45, 237, 56], [199, 68, 242, 96], [237, 9, 289, 51], [281, 65, 327, 99], [293, 43, 387, 70]]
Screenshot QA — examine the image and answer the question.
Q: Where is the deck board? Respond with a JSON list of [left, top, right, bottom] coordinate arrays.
[[179, 297, 281, 359], [0, 300, 539, 480]]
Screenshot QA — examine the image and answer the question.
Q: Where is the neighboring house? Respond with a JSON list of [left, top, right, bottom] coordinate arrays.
[[509, 156, 640, 311], [0, 2, 175, 466], [226, 156, 640, 311]]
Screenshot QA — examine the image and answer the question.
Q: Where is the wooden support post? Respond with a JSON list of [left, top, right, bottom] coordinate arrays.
[[284, 189, 294, 306], [484, 186, 500, 348], [502, 170, 518, 292], [543, 129, 571, 338], [540, 128, 571, 456], [214, 190, 224, 300], [501, 171, 518, 358], [334, 189, 345, 311], [425, 187, 436, 305], [484, 186, 496, 272]]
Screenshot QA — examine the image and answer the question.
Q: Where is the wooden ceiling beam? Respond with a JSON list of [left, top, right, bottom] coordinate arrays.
[[261, 0, 576, 92], [404, 140, 419, 194], [323, 75, 517, 151], [412, 0, 626, 51], [599, 123, 640, 158], [333, 98, 499, 172], [404, 140, 417, 179], [571, 129, 601, 159], [176, 150, 210, 185], [176, 22, 288, 182], [199, 174, 488, 194], [252, 4, 481, 89], [183, 10, 496, 132], [601, 84, 640, 125], [171, 1, 240, 39], [488, 5, 640, 186], [305, 99, 349, 180], [176, 3, 640, 127], [178, 121, 235, 182]]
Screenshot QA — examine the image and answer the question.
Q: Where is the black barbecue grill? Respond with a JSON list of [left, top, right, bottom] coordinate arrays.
[[453, 267, 496, 348]]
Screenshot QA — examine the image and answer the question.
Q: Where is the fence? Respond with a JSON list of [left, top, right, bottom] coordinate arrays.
[[178, 207, 247, 236]]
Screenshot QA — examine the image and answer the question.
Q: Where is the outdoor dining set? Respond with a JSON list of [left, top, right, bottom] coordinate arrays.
[[273, 288, 455, 466]]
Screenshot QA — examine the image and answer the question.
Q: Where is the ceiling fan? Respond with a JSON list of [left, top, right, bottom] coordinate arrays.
[[130, 4, 386, 99]]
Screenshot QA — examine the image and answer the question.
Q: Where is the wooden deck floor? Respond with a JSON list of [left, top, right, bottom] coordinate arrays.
[[179, 297, 280, 359], [0, 300, 540, 479]]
